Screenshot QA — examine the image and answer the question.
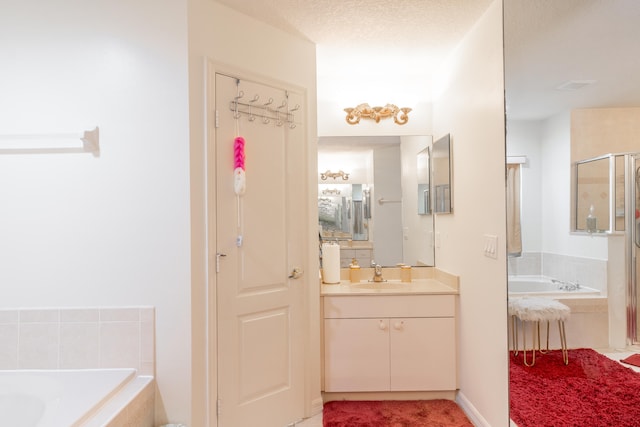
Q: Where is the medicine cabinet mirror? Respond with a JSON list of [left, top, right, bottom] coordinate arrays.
[[572, 153, 627, 234], [432, 133, 452, 214], [417, 147, 430, 215]]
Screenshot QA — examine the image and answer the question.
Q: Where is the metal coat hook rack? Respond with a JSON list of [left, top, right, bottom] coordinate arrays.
[[230, 91, 301, 129]]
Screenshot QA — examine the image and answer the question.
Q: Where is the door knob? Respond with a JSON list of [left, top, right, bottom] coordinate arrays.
[[288, 267, 303, 279]]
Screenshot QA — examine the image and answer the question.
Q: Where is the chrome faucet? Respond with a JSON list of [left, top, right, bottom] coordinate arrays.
[[371, 261, 385, 282], [552, 279, 580, 291]]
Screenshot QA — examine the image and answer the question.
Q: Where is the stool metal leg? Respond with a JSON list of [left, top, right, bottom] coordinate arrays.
[[522, 320, 538, 367], [511, 315, 519, 356], [558, 320, 568, 365], [539, 321, 550, 354]]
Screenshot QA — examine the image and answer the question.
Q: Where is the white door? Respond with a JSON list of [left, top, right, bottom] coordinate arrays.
[[214, 72, 306, 426]]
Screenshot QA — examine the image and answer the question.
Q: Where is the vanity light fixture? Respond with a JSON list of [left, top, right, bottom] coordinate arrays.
[[343, 103, 412, 125], [320, 170, 349, 180]]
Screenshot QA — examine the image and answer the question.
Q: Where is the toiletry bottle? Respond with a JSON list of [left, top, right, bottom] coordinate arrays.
[[349, 259, 360, 283], [401, 265, 412, 282], [586, 204, 597, 233]]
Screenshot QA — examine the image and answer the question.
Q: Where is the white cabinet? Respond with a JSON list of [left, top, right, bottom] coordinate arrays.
[[389, 316, 455, 390], [323, 295, 456, 392], [324, 318, 390, 391]]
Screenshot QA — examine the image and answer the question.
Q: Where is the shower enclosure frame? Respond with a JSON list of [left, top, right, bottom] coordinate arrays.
[[572, 152, 640, 345], [626, 154, 640, 345]]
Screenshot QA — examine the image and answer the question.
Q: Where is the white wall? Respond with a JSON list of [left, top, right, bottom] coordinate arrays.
[[432, 2, 509, 426], [0, 0, 191, 424], [188, 0, 319, 424]]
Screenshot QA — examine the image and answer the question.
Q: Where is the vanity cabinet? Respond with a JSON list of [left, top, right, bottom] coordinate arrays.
[[323, 294, 457, 392]]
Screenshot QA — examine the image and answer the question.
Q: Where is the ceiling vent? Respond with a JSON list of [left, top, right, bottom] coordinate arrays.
[[556, 80, 597, 91]]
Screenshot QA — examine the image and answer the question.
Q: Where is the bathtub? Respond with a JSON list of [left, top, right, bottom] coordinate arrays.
[[0, 369, 154, 426], [508, 275, 609, 349], [508, 275, 601, 298]]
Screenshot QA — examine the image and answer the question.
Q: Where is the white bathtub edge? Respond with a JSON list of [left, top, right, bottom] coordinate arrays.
[[82, 375, 155, 427]]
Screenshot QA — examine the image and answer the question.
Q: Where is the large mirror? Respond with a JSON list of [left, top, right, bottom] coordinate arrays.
[[505, 0, 640, 409], [318, 135, 434, 267]]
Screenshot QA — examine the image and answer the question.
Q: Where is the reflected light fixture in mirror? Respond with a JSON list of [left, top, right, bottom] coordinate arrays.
[[320, 170, 350, 180]]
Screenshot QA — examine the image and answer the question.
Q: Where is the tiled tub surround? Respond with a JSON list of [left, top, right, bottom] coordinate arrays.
[[0, 306, 155, 426], [508, 252, 607, 295], [0, 307, 154, 373]]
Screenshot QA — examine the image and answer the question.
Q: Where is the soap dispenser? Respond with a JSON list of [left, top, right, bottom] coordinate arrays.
[[586, 204, 597, 233]]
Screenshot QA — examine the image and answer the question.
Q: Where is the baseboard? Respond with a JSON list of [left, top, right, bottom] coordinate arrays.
[[310, 396, 324, 416], [456, 391, 491, 427], [322, 390, 456, 402]]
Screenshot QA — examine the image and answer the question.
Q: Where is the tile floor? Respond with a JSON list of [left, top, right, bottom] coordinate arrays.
[[600, 346, 640, 373], [296, 346, 640, 427], [297, 412, 322, 426]]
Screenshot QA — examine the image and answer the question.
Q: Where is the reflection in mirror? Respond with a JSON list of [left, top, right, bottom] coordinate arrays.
[[318, 184, 371, 240], [432, 134, 452, 214], [417, 147, 430, 215], [318, 136, 434, 267], [574, 156, 610, 233], [572, 154, 628, 234], [318, 183, 370, 240]]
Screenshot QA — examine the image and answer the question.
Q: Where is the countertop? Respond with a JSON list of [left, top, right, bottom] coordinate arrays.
[[321, 279, 458, 296]]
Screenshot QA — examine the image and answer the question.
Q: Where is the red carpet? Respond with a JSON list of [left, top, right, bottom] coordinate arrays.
[[322, 399, 473, 427], [510, 348, 640, 426]]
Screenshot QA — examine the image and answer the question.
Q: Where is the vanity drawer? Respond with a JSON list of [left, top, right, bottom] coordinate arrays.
[[323, 294, 455, 319]]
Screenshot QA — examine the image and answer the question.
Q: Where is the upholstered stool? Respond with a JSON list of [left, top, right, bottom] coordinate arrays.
[[509, 297, 570, 366]]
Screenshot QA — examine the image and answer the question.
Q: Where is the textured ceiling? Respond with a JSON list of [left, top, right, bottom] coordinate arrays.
[[214, 0, 493, 50], [504, 0, 640, 120], [214, 0, 494, 107], [215, 0, 640, 121]]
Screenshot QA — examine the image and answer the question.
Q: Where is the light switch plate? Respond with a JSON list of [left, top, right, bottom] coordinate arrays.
[[483, 234, 498, 259]]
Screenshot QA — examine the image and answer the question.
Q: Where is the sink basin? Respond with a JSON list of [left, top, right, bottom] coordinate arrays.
[[350, 281, 410, 290]]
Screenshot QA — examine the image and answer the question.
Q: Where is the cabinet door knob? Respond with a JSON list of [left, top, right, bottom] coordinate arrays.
[[394, 321, 404, 330], [378, 320, 387, 330]]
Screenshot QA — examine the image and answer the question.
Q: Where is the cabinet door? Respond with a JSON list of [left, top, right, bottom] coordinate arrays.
[[390, 317, 456, 391], [324, 318, 390, 391]]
